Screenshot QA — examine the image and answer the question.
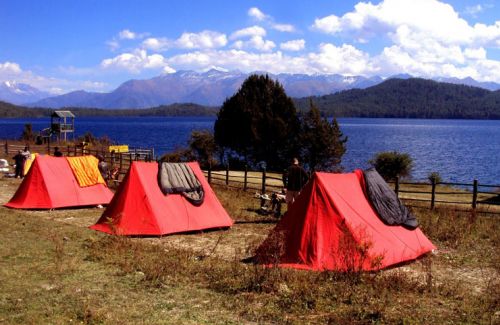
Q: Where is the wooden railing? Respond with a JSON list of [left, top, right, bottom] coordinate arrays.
[[3, 141, 154, 184], [204, 165, 500, 215]]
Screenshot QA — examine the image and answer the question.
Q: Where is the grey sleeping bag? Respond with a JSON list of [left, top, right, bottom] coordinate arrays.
[[363, 168, 418, 230], [158, 162, 204, 206]]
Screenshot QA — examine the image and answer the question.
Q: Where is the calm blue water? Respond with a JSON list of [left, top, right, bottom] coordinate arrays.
[[1, 116, 499, 184]]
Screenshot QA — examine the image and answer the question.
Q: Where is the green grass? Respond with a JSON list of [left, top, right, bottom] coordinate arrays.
[[0, 176, 499, 324]]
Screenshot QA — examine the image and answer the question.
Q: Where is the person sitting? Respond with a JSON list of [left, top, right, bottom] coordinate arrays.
[[53, 146, 63, 157]]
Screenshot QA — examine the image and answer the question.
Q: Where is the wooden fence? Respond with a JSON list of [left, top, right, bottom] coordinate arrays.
[[3, 141, 154, 185], [4, 141, 498, 215], [205, 166, 500, 215]]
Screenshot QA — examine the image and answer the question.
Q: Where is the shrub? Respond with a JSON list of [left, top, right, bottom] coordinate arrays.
[[369, 151, 413, 181], [427, 171, 442, 184]]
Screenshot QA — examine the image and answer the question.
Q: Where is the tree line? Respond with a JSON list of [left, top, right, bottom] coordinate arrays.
[[294, 78, 500, 119], [0, 101, 217, 118]]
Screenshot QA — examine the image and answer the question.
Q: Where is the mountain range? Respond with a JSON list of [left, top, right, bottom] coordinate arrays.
[[1, 70, 500, 109], [0, 81, 50, 105]]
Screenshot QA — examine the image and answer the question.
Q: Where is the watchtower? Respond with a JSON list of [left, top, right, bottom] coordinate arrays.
[[51, 110, 75, 142]]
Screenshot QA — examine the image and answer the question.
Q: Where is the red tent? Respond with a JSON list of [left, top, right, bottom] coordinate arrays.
[[256, 170, 436, 271], [5, 155, 114, 209], [90, 161, 233, 235]]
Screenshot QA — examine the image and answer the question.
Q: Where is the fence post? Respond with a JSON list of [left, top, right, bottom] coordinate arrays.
[[225, 164, 229, 185], [208, 164, 212, 184], [244, 165, 248, 191], [395, 176, 400, 197], [431, 178, 436, 210], [119, 153, 123, 173], [261, 167, 266, 194], [4, 141, 8, 155], [472, 179, 478, 210]]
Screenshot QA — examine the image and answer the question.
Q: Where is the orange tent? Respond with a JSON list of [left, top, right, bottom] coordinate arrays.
[[90, 161, 233, 236], [256, 170, 435, 271], [5, 155, 113, 209]]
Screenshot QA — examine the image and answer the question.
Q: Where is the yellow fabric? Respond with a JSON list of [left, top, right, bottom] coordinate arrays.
[[66, 156, 106, 187], [108, 145, 129, 153], [24, 153, 38, 175]]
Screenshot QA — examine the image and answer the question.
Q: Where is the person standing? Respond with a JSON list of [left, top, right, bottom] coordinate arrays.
[[20, 146, 31, 178], [13, 150, 24, 178], [283, 158, 309, 206]]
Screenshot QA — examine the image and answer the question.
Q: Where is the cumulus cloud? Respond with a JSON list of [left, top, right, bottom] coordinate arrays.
[[166, 43, 373, 76], [230, 26, 266, 40], [175, 30, 227, 49], [142, 37, 170, 51], [0, 61, 22, 75], [101, 49, 175, 73], [248, 7, 267, 21], [248, 7, 296, 32], [310, 0, 500, 81], [313, 0, 500, 46], [119, 29, 137, 40], [0, 61, 109, 93], [280, 39, 305, 51], [232, 36, 276, 52]]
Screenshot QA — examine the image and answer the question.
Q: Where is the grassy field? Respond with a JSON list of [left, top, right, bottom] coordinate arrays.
[[0, 171, 499, 323]]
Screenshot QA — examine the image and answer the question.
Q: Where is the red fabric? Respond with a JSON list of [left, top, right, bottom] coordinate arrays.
[[5, 155, 114, 209], [90, 161, 233, 236], [257, 170, 436, 271]]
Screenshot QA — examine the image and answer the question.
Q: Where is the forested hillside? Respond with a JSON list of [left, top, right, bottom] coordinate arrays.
[[0, 102, 217, 118], [294, 78, 500, 119]]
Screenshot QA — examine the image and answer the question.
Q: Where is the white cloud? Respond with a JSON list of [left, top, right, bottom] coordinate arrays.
[[464, 4, 483, 17], [280, 39, 305, 51], [312, 0, 500, 47], [119, 29, 137, 40], [230, 26, 266, 40], [312, 15, 341, 34], [308, 43, 373, 75], [232, 36, 276, 52], [101, 49, 175, 73], [0, 61, 22, 75], [142, 37, 170, 51], [166, 43, 372, 76], [310, 0, 500, 81], [175, 30, 227, 49], [248, 7, 296, 33], [272, 23, 295, 32], [0, 61, 109, 94], [248, 7, 267, 21], [464, 47, 487, 60]]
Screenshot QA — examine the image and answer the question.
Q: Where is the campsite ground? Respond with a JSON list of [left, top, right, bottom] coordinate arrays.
[[0, 170, 499, 324]]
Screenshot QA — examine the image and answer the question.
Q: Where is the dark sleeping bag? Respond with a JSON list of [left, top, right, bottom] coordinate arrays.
[[363, 168, 418, 230], [158, 162, 204, 206]]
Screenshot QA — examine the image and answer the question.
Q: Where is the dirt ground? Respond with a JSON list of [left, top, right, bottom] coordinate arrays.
[[0, 174, 497, 298]]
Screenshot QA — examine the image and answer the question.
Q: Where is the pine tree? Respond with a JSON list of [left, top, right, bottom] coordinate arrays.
[[300, 100, 347, 171], [214, 74, 300, 170]]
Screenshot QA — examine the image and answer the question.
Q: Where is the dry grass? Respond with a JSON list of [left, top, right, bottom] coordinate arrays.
[[0, 172, 499, 324]]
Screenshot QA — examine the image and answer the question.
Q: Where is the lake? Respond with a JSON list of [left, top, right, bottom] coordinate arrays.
[[0, 117, 499, 184]]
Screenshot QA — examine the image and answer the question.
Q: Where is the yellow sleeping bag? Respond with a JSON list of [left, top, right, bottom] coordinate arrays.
[[66, 156, 106, 187], [24, 153, 38, 175]]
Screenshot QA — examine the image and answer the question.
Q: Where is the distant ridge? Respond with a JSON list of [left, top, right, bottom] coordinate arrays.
[[24, 69, 500, 109], [294, 78, 500, 119]]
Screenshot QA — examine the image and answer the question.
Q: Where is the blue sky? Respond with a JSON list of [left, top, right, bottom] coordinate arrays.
[[1, 0, 499, 94]]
